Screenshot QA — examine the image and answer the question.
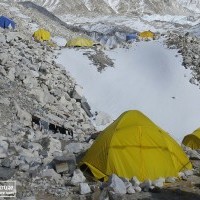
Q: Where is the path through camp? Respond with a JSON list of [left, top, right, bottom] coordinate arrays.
[[57, 39, 200, 141]]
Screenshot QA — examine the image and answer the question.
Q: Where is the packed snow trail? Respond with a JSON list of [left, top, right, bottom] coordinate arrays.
[[57, 40, 200, 141]]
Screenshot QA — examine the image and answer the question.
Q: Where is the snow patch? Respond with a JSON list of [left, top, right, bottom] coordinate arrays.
[[52, 36, 67, 46], [56, 39, 200, 142]]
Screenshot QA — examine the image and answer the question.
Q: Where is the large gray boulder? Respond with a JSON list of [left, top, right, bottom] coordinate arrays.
[[79, 183, 91, 195], [107, 174, 126, 195], [152, 178, 165, 188], [0, 167, 15, 180], [41, 168, 62, 183], [140, 179, 152, 192], [53, 154, 76, 174], [64, 142, 91, 154], [71, 169, 86, 185]]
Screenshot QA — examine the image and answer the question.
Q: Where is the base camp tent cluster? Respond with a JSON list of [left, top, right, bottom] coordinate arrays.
[[126, 31, 155, 42], [0, 16, 15, 29], [80, 110, 192, 181]]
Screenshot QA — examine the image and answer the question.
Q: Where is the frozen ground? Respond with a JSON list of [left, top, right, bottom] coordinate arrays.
[[56, 39, 200, 142]]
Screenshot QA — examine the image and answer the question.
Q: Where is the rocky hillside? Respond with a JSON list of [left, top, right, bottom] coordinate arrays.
[[0, 27, 99, 199]]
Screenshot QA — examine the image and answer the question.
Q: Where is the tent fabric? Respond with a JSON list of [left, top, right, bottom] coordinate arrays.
[[80, 110, 192, 181], [0, 16, 15, 29], [126, 33, 137, 41], [66, 37, 94, 47], [33, 29, 51, 41], [182, 128, 200, 149], [139, 31, 154, 39]]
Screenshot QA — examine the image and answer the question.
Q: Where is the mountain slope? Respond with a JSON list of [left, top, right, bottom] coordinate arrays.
[[12, 0, 193, 16], [177, 0, 200, 13]]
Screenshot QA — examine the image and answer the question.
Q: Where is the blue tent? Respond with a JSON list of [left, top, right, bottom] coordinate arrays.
[[0, 16, 15, 29], [126, 33, 137, 42]]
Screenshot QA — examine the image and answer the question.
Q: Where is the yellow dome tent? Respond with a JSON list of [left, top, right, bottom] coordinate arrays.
[[182, 128, 200, 149], [139, 31, 155, 39], [80, 110, 192, 181], [66, 37, 94, 47], [33, 29, 51, 41]]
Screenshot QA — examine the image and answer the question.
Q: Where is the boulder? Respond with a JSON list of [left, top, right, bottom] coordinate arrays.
[[0, 53, 9, 65], [0, 98, 10, 106], [134, 186, 142, 192], [64, 142, 90, 154], [19, 163, 30, 172], [107, 174, 126, 195], [0, 140, 8, 151], [152, 178, 165, 188], [53, 154, 76, 174], [72, 84, 83, 101], [55, 162, 69, 174], [94, 111, 112, 126], [165, 177, 176, 183], [30, 88, 49, 106], [7, 68, 16, 81], [140, 180, 152, 192], [130, 176, 140, 186], [0, 146, 7, 158], [1, 158, 12, 168], [79, 183, 91, 195], [184, 170, 193, 177], [125, 182, 135, 194], [48, 137, 62, 155], [14, 101, 32, 126], [0, 167, 15, 180], [42, 169, 62, 183], [178, 172, 187, 180], [71, 169, 86, 185], [187, 149, 200, 160]]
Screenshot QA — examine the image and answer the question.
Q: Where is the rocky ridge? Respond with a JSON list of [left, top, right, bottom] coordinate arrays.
[[0, 28, 97, 199], [166, 32, 200, 87]]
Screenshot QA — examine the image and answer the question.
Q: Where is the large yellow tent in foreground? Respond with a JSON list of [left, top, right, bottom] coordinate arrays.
[[139, 31, 155, 39], [66, 37, 94, 47], [33, 29, 51, 41], [80, 110, 192, 181], [182, 128, 200, 149]]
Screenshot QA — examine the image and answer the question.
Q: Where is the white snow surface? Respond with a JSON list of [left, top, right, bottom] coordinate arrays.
[[56, 39, 200, 142], [52, 36, 67, 46]]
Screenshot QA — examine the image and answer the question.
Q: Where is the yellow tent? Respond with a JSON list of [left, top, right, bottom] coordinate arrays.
[[80, 110, 192, 181], [66, 37, 94, 47], [139, 31, 155, 39], [33, 29, 51, 41], [182, 128, 200, 149]]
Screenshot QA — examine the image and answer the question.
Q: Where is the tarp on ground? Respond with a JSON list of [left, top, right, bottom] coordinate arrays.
[[126, 33, 137, 41]]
